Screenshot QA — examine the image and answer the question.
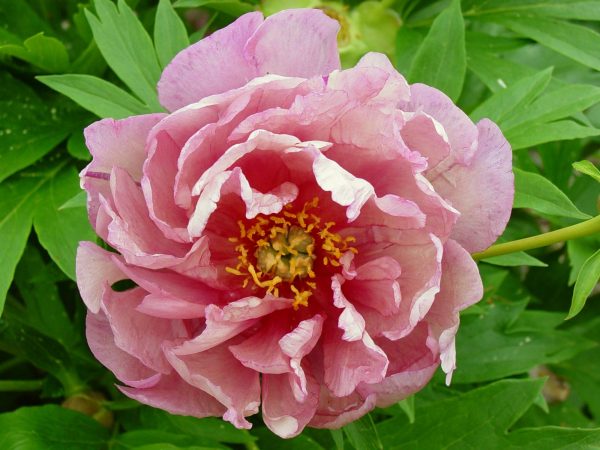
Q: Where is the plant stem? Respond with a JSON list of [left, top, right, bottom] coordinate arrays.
[[472, 215, 600, 261], [0, 379, 44, 392]]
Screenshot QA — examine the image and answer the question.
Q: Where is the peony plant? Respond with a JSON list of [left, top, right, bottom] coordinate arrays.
[[76, 8, 513, 438]]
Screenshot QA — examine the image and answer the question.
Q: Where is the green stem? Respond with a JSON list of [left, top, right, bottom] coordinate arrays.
[[473, 215, 600, 261], [0, 379, 44, 392]]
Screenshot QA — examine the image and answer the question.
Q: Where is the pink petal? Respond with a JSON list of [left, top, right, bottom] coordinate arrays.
[[323, 323, 388, 397], [245, 9, 340, 80], [331, 275, 366, 342], [101, 287, 188, 374], [86, 311, 159, 387], [136, 293, 206, 319], [165, 344, 260, 429], [429, 119, 514, 253], [173, 296, 293, 355], [158, 12, 263, 111], [400, 111, 451, 169], [119, 373, 226, 418], [426, 239, 483, 383], [309, 389, 377, 429], [229, 317, 290, 374], [262, 372, 319, 438], [76, 242, 125, 313]]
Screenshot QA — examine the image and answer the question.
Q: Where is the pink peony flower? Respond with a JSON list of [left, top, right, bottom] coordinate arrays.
[[77, 9, 513, 438]]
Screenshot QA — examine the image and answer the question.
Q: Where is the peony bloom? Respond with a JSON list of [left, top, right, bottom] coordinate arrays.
[[76, 9, 513, 438]]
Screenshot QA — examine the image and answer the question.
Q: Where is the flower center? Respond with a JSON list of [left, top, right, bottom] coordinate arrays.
[[226, 198, 357, 309]]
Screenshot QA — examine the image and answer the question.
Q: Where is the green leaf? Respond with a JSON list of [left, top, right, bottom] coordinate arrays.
[[173, 0, 255, 16], [67, 130, 91, 161], [506, 427, 600, 449], [342, 413, 383, 450], [491, 14, 600, 71], [507, 120, 600, 150], [0, 405, 109, 450], [567, 249, 600, 319], [573, 160, 600, 183], [86, 0, 163, 110], [482, 252, 548, 267], [155, 0, 190, 68], [513, 168, 591, 220], [470, 68, 552, 124], [502, 84, 600, 132], [408, 0, 466, 101], [38, 74, 155, 119], [394, 27, 425, 74], [33, 166, 96, 280], [465, 0, 600, 21], [454, 298, 594, 383], [377, 379, 545, 449], [397, 396, 415, 424], [0, 72, 73, 183], [0, 32, 69, 72], [60, 191, 88, 210], [254, 427, 326, 450], [113, 430, 225, 450]]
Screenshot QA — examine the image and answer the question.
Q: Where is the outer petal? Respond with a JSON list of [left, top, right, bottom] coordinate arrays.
[[158, 12, 263, 111], [426, 239, 483, 383], [309, 389, 377, 429], [119, 373, 226, 419], [430, 119, 513, 253], [245, 9, 340, 80]]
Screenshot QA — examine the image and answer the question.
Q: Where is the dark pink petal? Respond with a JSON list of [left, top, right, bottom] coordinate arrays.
[[245, 9, 340, 80], [119, 373, 226, 418], [76, 242, 125, 313], [165, 344, 260, 429], [426, 239, 483, 383], [430, 119, 513, 253], [86, 311, 158, 387], [158, 12, 263, 111], [323, 323, 388, 397], [101, 287, 188, 374], [359, 322, 439, 407], [309, 389, 377, 429], [262, 372, 319, 438]]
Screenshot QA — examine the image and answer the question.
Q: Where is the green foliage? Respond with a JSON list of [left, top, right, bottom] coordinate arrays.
[[1, 0, 600, 448]]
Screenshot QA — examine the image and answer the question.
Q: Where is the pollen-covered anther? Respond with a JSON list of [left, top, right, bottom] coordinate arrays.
[[226, 197, 357, 309]]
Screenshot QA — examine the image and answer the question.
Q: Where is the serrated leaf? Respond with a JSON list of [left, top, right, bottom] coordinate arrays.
[[0, 73, 74, 183], [491, 14, 600, 71], [38, 74, 155, 119], [470, 68, 552, 123], [86, 0, 163, 110], [33, 165, 96, 280], [567, 249, 600, 319], [173, 0, 255, 16], [513, 168, 591, 220], [482, 252, 548, 267], [377, 379, 545, 449], [0, 405, 109, 450], [0, 32, 69, 72], [573, 160, 600, 183], [507, 120, 600, 150], [155, 0, 190, 68], [343, 413, 383, 450], [409, 0, 466, 101]]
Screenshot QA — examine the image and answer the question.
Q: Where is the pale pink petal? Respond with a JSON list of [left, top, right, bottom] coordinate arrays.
[[165, 344, 260, 429], [323, 323, 388, 397], [331, 275, 365, 342], [173, 296, 293, 355], [229, 317, 290, 374], [426, 239, 483, 383], [136, 293, 206, 319], [100, 287, 188, 374], [86, 311, 158, 387], [119, 373, 226, 418], [262, 372, 319, 438], [352, 52, 410, 104], [402, 83, 478, 164], [76, 242, 125, 313], [400, 111, 451, 169], [429, 119, 513, 252], [245, 9, 340, 80], [158, 12, 263, 111]]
